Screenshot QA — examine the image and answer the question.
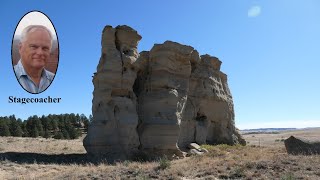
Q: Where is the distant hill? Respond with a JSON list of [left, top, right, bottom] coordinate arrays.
[[241, 128, 297, 134], [240, 127, 320, 134]]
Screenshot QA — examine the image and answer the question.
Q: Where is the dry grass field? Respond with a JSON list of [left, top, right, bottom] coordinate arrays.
[[242, 128, 320, 147], [0, 128, 319, 179]]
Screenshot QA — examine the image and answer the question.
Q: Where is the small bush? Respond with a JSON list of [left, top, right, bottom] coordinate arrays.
[[136, 175, 149, 180], [281, 172, 295, 180], [256, 161, 268, 170], [158, 156, 171, 170], [245, 161, 255, 169], [275, 139, 285, 142], [230, 166, 245, 179], [123, 160, 130, 167]]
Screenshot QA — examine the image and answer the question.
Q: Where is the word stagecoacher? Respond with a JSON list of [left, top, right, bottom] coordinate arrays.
[[8, 96, 61, 104]]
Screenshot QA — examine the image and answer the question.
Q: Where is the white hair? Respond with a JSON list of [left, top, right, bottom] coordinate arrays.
[[20, 25, 53, 47]]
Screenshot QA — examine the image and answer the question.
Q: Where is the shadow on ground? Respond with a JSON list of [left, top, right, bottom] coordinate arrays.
[[0, 152, 117, 165], [0, 150, 159, 165]]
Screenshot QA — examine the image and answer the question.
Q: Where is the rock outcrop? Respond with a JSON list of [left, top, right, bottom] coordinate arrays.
[[83, 25, 141, 157], [284, 136, 320, 155], [178, 54, 241, 148], [135, 41, 196, 155], [84, 25, 245, 158]]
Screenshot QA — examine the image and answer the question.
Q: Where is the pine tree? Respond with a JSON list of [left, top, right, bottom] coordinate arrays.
[[0, 113, 88, 139], [14, 126, 23, 137], [17, 118, 24, 136], [66, 123, 81, 139], [26, 116, 35, 137], [62, 128, 70, 139], [89, 115, 93, 123], [21, 121, 28, 137], [17, 118, 23, 127], [9, 119, 23, 137], [50, 118, 58, 131], [0, 121, 11, 136], [33, 116, 44, 137], [83, 119, 89, 132], [8, 115, 16, 124], [43, 129, 51, 139], [30, 124, 39, 138], [79, 114, 88, 128], [41, 115, 52, 131], [53, 131, 63, 139], [75, 113, 81, 127], [58, 117, 65, 131], [12, 123, 23, 137]]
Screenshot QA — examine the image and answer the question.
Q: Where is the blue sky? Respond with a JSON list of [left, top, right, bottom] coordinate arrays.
[[0, 1, 319, 129]]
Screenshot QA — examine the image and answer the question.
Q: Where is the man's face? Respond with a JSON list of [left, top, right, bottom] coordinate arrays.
[[19, 29, 52, 71]]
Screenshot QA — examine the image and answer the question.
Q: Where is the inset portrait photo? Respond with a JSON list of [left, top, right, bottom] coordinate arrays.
[[12, 11, 59, 94]]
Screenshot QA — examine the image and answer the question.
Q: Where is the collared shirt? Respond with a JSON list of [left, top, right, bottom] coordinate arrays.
[[14, 60, 55, 94]]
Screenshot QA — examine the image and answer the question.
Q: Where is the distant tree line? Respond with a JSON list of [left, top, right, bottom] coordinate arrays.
[[0, 114, 92, 139]]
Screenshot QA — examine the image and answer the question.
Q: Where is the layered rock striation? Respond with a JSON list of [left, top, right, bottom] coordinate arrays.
[[84, 25, 245, 158], [83, 25, 141, 157]]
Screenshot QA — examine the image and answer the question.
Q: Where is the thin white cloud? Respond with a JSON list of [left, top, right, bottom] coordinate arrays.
[[248, 5, 261, 18]]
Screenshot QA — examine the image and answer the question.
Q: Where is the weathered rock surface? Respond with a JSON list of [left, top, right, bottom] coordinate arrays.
[[83, 25, 142, 157], [84, 25, 245, 158], [178, 54, 245, 148], [284, 136, 320, 155], [135, 41, 195, 154]]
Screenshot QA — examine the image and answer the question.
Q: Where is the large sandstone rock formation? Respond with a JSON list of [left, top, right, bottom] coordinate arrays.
[[83, 25, 245, 158]]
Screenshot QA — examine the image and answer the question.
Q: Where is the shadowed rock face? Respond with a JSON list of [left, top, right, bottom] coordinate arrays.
[[284, 136, 320, 155], [84, 25, 245, 158]]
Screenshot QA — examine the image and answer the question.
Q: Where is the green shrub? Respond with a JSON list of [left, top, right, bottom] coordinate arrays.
[[281, 172, 295, 180], [158, 155, 171, 170], [230, 166, 245, 179]]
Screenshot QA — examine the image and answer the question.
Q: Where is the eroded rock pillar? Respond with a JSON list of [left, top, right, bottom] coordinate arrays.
[[83, 25, 142, 157], [136, 41, 196, 153]]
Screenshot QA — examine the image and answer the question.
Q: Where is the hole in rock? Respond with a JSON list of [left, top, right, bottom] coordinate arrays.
[[123, 49, 129, 55]]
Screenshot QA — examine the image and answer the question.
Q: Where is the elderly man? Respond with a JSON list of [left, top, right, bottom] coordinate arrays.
[[14, 25, 55, 94]]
